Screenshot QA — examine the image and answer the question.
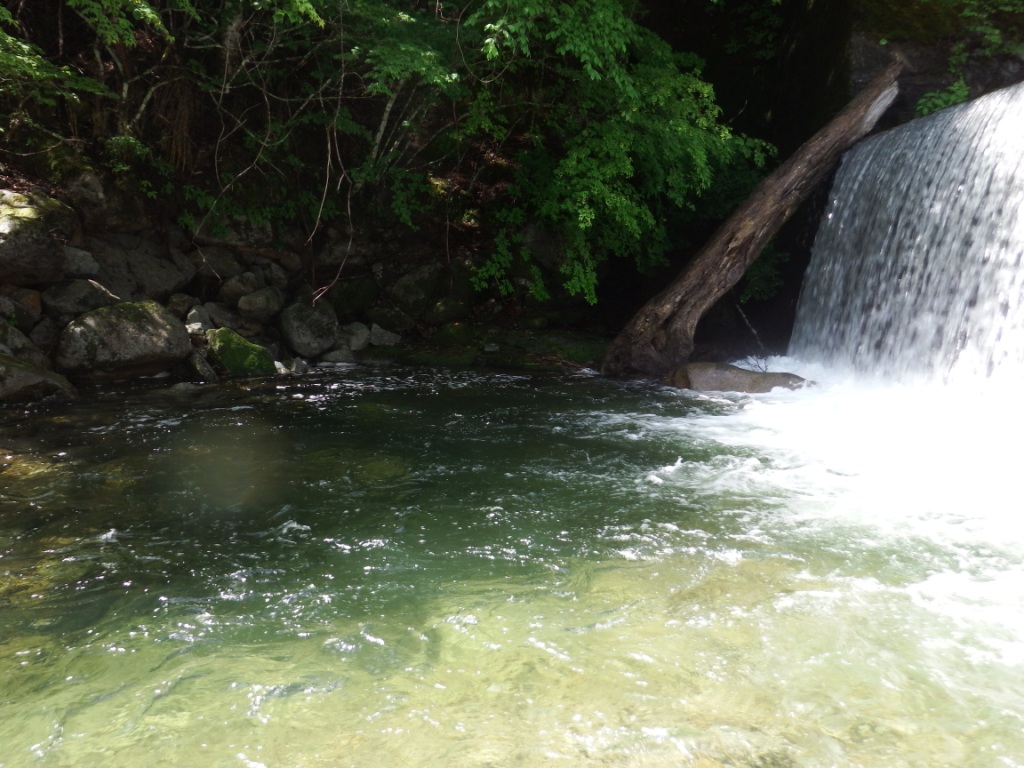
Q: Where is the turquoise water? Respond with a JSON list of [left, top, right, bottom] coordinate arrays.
[[2, 364, 1022, 767]]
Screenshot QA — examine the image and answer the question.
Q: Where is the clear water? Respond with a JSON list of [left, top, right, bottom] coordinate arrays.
[[2, 363, 1022, 767]]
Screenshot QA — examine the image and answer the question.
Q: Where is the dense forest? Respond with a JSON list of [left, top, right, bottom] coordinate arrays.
[[2, 0, 1023, 342]]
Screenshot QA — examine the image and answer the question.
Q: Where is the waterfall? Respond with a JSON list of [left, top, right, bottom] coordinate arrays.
[[789, 80, 1024, 383]]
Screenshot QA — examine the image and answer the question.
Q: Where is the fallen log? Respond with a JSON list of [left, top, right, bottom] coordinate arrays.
[[602, 59, 903, 378]]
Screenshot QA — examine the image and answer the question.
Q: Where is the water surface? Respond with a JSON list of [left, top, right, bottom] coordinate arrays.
[[1, 364, 1021, 767]]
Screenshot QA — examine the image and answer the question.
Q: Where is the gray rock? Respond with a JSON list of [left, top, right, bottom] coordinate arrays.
[[219, 271, 262, 307], [28, 316, 63, 354], [258, 259, 289, 290], [62, 245, 102, 278], [330, 277, 379, 318], [369, 323, 401, 347], [365, 305, 415, 331], [387, 264, 443, 317], [337, 321, 370, 351], [90, 234, 196, 300], [165, 292, 198, 318], [182, 349, 219, 383], [64, 171, 148, 232], [0, 287, 42, 328], [0, 320, 50, 369], [0, 353, 76, 402], [195, 214, 273, 248], [664, 362, 809, 393], [237, 285, 285, 321], [278, 301, 339, 357], [186, 304, 214, 335], [203, 301, 262, 336], [0, 190, 75, 285], [55, 300, 191, 380], [0, 295, 19, 322], [189, 245, 247, 280], [42, 279, 119, 315], [275, 251, 304, 273], [319, 347, 355, 364]]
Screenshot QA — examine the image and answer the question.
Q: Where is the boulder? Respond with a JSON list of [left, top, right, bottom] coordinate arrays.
[[218, 271, 262, 307], [665, 362, 808, 393], [62, 244, 102, 278], [387, 264, 443, 317], [181, 349, 220, 383], [28, 316, 63, 354], [365, 305, 415, 331], [42, 279, 119, 315], [0, 354, 76, 402], [237, 285, 285, 321], [203, 301, 262, 336], [205, 327, 276, 377], [337, 321, 370, 352], [0, 189, 77, 285], [0, 320, 50, 370], [330, 276, 380, 318], [89, 234, 196, 300], [55, 300, 191, 380], [278, 301, 339, 357], [185, 304, 215, 335], [257, 259, 289, 290], [0, 289, 42, 330], [369, 323, 401, 347], [319, 346, 356, 364], [63, 171, 148, 232], [189, 245, 248, 280], [165, 292, 198, 319]]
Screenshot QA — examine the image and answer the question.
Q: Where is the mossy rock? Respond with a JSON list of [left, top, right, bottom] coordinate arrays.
[[205, 327, 277, 377]]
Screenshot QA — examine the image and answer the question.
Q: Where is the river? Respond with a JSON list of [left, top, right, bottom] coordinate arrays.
[[1, 362, 1022, 767]]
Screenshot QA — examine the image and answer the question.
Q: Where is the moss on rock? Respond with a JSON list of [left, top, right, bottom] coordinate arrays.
[[205, 327, 276, 377]]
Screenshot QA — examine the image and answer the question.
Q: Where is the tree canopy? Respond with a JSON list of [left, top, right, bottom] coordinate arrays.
[[0, 0, 776, 303]]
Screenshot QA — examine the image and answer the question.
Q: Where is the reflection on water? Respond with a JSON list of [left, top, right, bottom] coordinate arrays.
[[1, 364, 1022, 767]]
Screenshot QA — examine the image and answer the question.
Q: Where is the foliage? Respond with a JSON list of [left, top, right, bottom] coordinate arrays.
[[0, 7, 105, 113], [706, 0, 784, 67], [911, 0, 1024, 115], [915, 77, 971, 116], [0, 0, 772, 304], [947, 0, 1024, 56], [463, 0, 772, 302], [738, 241, 789, 303], [861, 0, 1024, 115]]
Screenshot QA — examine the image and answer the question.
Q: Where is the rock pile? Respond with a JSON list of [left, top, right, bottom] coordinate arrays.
[[0, 182, 474, 402]]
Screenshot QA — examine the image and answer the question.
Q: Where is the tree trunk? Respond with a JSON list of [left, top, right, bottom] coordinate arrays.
[[602, 59, 903, 378]]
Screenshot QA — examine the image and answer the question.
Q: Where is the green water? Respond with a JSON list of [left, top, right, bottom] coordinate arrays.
[[1, 366, 1022, 767]]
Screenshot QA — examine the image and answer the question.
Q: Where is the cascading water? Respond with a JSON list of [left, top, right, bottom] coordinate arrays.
[[789, 80, 1024, 382]]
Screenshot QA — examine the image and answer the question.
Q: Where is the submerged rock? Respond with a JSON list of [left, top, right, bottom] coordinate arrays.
[[665, 362, 808, 393], [0, 353, 76, 401]]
